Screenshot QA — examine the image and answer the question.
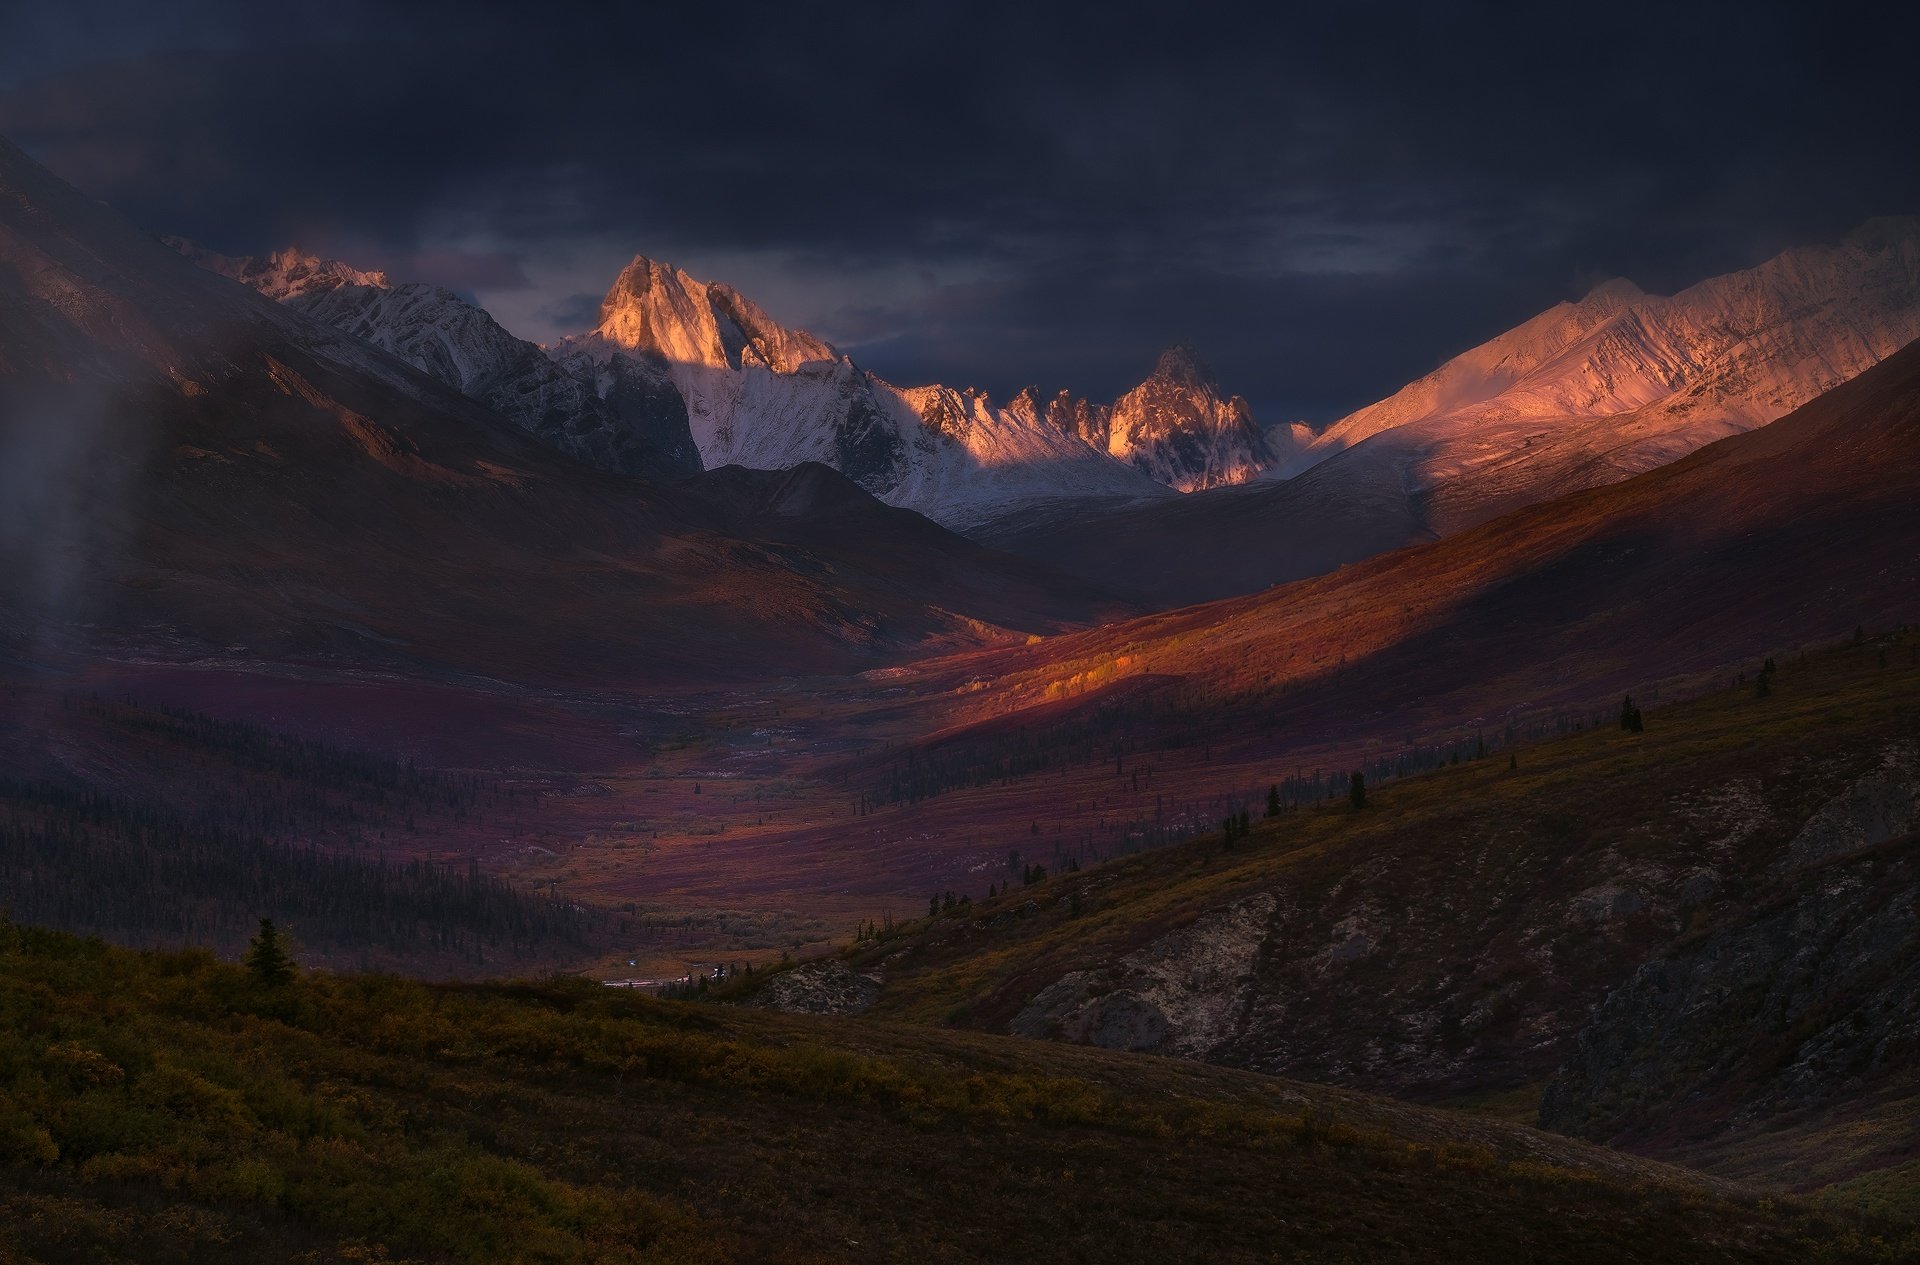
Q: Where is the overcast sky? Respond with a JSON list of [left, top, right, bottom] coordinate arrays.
[[3, 0, 1916, 420]]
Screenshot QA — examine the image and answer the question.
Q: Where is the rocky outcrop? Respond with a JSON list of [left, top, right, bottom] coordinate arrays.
[[1775, 744, 1917, 870], [992, 729, 1920, 1121], [1011, 894, 1280, 1056], [1541, 838, 1920, 1146], [751, 959, 881, 1015]]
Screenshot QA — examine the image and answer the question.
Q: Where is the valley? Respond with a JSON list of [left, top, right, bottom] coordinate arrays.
[[2, 29, 1919, 1254]]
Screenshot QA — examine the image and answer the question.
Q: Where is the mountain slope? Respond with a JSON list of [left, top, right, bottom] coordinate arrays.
[[1291, 219, 1920, 531], [166, 242, 702, 480], [805, 636, 1920, 1208], [988, 223, 1920, 605], [0, 136, 1118, 683], [955, 331, 1920, 746], [819, 335, 1920, 929]]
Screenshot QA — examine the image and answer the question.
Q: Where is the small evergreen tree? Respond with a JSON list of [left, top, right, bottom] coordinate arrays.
[[1265, 784, 1281, 818], [245, 918, 296, 988], [1348, 772, 1367, 811]]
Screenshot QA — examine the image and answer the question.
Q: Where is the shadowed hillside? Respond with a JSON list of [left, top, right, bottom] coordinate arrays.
[[0, 922, 1914, 1264], [761, 631, 1920, 1211]]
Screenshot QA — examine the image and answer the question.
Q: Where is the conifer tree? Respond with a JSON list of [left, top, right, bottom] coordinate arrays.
[[1349, 772, 1367, 811], [245, 918, 296, 988]]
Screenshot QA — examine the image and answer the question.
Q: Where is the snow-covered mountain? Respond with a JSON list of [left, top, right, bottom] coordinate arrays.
[[979, 218, 1920, 607], [551, 254, 1179, 527], [161, 238, 388, 301], [1096, 345, 1278, 490], [169, 215, 1920, 540], [163, 242, 700, 480], [171, 244, 1236, 523], [1279, 218, 1920, 531], [294, 280, 698, 479], [548, 256, 893, 485]]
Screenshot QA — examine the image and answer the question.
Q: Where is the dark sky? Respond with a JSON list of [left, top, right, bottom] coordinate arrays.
[[3, 1, 1916, 421]]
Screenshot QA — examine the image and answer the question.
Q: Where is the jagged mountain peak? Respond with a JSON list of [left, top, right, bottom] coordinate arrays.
[[1108, 346, 1271, 492], [163, 237, 388, 302], [1577, 276, 1645, 305], [589, 253, 836, 374], [1150, 343, 1218, 389]]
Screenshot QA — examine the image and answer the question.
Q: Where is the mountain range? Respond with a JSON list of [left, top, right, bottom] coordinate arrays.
[[980, 219, 1920, 604], [165, 242, 1324, 527], [169, 215, 1920, 612], [0, 136, 1126, 683]]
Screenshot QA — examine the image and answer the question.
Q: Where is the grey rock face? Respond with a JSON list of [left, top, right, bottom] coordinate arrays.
[[1010, 894, 1280, 1058], [1776, 745, 1917, 870], [833, 388, 909, 492], [1541, 842, 1920, 1144], [751, 960, 882, 1016]]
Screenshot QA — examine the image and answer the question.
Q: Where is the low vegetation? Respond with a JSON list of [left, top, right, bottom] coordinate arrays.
[[1, 920, 1914, 1262], [767, 629, 1920, 1210]]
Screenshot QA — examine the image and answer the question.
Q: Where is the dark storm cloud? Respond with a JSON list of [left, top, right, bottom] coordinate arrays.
[[4, 0, 1916, 418]]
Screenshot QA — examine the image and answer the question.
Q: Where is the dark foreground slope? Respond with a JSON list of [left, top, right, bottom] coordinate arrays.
[[794, 634, 1920, 1210], [0, 923, 1912, 1265]]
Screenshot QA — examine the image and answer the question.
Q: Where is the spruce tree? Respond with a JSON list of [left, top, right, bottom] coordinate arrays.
[[1349, 772, 1367, 811], [1266, 784, 1281, 818], [245, 918, 296, 988]]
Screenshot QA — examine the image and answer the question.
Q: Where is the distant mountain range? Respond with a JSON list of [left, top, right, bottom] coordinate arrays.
[[168, 242, 1309, 527], [169, 216, 1920, 587], [981, 220, 1920, 604]]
